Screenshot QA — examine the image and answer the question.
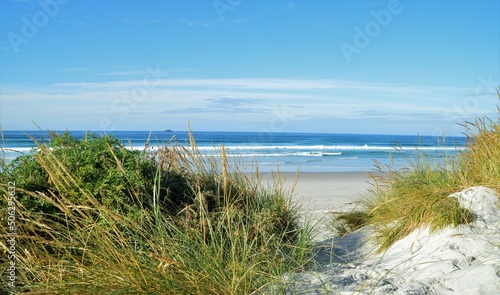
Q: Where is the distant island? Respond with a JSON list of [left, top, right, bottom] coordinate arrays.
[[164, 129, 174, 132]]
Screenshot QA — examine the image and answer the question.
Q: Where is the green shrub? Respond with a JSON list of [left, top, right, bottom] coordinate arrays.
[[3, 132, 154, 217]]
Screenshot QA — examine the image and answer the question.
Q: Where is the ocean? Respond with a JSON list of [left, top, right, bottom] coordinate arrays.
[[0, 130, 467, 173]]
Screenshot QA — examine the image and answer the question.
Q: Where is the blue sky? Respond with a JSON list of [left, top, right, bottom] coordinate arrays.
[[0, 0, 498, 135]]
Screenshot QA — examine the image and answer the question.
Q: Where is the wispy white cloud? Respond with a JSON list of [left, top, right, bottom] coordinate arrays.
[[313, 18, 336, 29], [98, 70, 157, 77], [1, 78, 495, 134], [0, 78, 477, 105], [361, 1, 387, 9], [55, 19, 95, 27], [180, 19, 218, 27], [57, 65, 111, 73], [53, 78, 471, 94], [162, 97, 269, 115]]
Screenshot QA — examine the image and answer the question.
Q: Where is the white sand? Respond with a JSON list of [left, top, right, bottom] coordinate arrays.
[[261, 172, 373, 215], [266, 173, 500, 294]]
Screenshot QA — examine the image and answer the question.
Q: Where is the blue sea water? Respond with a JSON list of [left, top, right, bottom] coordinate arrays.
[[0, 130, 467, 173]]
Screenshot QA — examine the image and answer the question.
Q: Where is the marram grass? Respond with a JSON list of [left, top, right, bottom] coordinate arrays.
[[0, 131, 314, 294], [337, 90, 500, 252]]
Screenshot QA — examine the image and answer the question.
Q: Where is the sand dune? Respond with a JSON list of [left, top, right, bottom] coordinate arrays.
[[272, 173, 500, 294]]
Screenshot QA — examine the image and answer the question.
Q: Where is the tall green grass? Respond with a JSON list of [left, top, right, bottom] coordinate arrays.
[[337, 90, 500, 252], [0, 131, 313, 294]]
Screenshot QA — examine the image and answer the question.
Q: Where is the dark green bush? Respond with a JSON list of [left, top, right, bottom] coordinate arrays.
[[1, 131, 191, 219]]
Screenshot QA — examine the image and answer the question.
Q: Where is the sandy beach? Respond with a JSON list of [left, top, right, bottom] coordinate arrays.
[[261, 172, 374, 213]]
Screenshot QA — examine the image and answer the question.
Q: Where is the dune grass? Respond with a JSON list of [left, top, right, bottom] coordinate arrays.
[[336, 90, 500, 252], [0, 131, 314, 294]]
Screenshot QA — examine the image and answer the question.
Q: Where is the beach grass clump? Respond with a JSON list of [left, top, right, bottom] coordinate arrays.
[[456, 110, 500, 191], [0, 131, 313, 294], [336, 90, 500, 252]]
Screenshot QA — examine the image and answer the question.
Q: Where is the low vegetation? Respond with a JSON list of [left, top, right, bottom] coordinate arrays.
[[0, 131, 313, 294], [336, 90, 500, 252]]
